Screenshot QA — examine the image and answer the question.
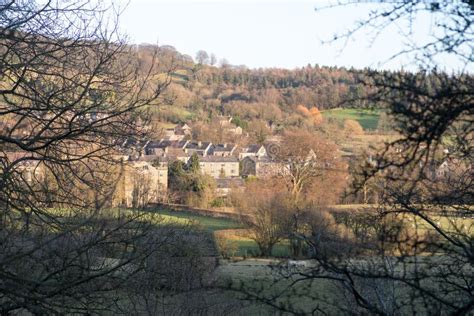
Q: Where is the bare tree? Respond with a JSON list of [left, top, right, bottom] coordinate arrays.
[[269, 130, 347, 257], [274, 1, 474, 314], [210, 53, 217, 66], [233, 181, 287, 257], [274, 129, 347, 203], [112, 225, 219, 315], [195, 49, 210, 65], [0, 1, 217, 314], [227, 1, 473, 314], [319, 0, 473, 70]]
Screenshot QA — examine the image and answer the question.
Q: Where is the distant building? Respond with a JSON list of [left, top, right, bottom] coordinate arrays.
[[144, 139, 189, 155], [215, 177, 245, 196], [239, 144, 267, 159], [216, 116, 243, 135], [184, 141, 213, 157], [210, 143, 237, 157], [199, 156, 239, 178], [120, 138, 148, 156], [227, 126, 243, 135], [118, 157, 168, 207], [174, 123, 192, 136], [240, 156, 287, 178], [163, 128, 185, 141], [434, 157, 471, 180]]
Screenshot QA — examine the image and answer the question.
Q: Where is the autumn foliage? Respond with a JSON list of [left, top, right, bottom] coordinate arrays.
[[344, 119, 364, 136], [296, 105, 323, 125]]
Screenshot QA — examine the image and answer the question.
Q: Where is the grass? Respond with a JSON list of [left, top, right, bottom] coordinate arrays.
[[138, 207, 472, 259], [171, 70, 190, 83], [217, 232, 291, 257], [322, 108, 381, 130], [233, 240, 290, 257], [144, 209, 292, 257], [50, 207, 472, 259], [154, 122, 177, 129], [146, 208, 243, 232], [146, 209, 285, 256], [216, 255, 470, 314], [127, 208, 474, 313], [216, 259, 341, 314], [157, 105, 194, 121], [339, 133, 400, 155]]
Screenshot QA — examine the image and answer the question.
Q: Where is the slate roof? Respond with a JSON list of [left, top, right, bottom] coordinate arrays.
[[244, 144, 264, 153], [121, 138, 148, 148], [185, 141, 212, 150], [212, 143, 236, 152]]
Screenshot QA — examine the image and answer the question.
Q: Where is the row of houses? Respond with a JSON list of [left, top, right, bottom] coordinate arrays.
[[2, 145, 469, 208], [112, 136, 290, 207], [123, 137, 278, 177], [130, 139, 266, 160]]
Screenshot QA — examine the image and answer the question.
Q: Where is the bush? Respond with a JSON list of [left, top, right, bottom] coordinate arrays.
[[332, 210, 411, 255], [210, 197, 226, 208], [305, 209, 357, 259], [344, 119, 364, 136], [215, 234, 238, 259]]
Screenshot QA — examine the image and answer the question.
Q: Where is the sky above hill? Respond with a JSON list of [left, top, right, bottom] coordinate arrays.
[[119, 0, 470, 72]]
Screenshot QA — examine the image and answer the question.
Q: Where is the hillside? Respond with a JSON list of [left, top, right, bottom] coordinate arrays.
[[139, 44, 382, 133]]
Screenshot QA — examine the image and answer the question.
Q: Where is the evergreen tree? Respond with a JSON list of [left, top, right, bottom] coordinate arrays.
[[188, 153, 201, 173]]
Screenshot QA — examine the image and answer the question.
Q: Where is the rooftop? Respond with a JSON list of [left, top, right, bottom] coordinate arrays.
[[212, 143, 236, 152], [244, 144, 264, 153]]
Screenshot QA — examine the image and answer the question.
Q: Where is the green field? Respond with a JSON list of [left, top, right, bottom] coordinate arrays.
[[51, 207, 265, 256], [146, 209, 290, 257], [148, 208, 243, 232], [156, 105, 194, 122], [52, 207, 472, 259], [142, 208, 472, 259], [322, 108, 381, 130]]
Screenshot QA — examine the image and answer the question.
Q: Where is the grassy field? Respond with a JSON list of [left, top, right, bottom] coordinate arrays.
[[215, 230, 290, 257], [154, 122, 177, 129], [49, 207, 260, 254], [139, 208, 472, 258], [156, 105, 194, 122], [339, 133, 400, 156], [148, 208, 243, 232], [216, 259, 341, 314], [145, 209, 290, 257], [215, 256, 470, 314], [171, 69, 190, 83], [322, 108, 381, 130], [50, 207, 471, 259]]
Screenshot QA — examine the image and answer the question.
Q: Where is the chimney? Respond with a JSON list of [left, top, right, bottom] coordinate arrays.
[[224, 143, 227, 148], [198, 141, 202, 147]]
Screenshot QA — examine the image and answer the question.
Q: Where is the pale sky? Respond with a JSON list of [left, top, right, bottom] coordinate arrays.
[[118, 0, 471, 71]]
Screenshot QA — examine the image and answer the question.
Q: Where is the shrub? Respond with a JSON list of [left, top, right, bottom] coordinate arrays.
[[344, 119, 364, 136]]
